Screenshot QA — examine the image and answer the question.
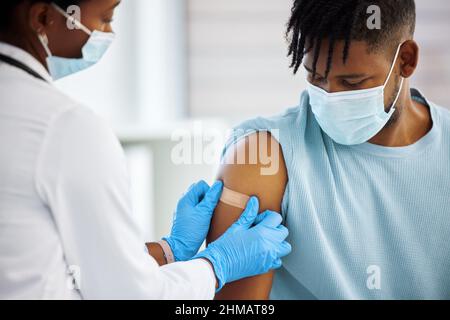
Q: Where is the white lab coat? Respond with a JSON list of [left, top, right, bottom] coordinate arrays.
[[0, 42, 216, 300]]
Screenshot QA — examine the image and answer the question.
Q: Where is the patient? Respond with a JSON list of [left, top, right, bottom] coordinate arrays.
[[207, 0, 450, 299]]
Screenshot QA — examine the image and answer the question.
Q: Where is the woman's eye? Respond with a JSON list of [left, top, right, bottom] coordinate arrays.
[[103, 16, 114, 24]]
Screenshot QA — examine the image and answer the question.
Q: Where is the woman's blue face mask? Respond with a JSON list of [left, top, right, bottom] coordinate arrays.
[[307, 42, 405, 146], [37, 3, 115, 80]]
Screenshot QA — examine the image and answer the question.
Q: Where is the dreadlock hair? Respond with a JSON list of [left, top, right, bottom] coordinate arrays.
[[286, 0, 416, 78]]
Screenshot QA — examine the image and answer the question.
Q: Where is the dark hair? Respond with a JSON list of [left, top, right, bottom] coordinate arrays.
[[286, 0, 416, 77], [0, 0, 83, 32]]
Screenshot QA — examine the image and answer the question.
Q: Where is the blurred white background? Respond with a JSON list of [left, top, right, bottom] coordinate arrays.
[[55, 0, 450, 242]]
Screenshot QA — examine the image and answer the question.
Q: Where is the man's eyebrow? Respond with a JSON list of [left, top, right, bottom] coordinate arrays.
[[303, 64, 367, 79]]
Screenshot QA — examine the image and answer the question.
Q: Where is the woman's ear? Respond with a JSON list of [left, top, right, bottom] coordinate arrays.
[[399, 40, 419, 79], [28, 3, 57, 34]]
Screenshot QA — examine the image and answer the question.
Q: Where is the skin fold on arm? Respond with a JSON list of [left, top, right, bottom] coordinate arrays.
[[207, 132, 288, 300]]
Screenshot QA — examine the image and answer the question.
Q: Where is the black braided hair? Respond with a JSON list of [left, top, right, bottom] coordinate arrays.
[[286, 0, 416, 78]]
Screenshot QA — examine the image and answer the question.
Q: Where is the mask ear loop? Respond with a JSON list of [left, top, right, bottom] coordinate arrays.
[[37, 32, 52, 57], [383, 42, 405, 113], [389, 78, 405, 112], [383, 42, 404, 87], [51, 3, 92, 36]]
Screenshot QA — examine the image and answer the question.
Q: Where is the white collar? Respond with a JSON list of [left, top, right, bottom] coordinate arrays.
[[0, 41, 53, 83]]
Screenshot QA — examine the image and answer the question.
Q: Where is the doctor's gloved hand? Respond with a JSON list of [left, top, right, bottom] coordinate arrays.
[[192, 197, 292, 292], [163, 180, 223, 262]]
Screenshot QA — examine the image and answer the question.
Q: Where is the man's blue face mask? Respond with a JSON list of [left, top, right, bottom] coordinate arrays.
[[307, 42, 405, 146], [37, 3, 115, 80]]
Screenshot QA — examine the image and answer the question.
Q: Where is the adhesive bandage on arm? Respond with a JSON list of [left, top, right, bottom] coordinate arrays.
[[220, 187, 250, 209]]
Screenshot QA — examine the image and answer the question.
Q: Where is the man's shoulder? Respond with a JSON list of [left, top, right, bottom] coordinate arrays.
[[432, 102, 450, 122], [428, 100, 450, 139], [231, 90, 312, 140]]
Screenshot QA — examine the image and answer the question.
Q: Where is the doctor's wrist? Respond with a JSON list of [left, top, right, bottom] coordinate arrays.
[[157, 239, 175, 264], [161, 236, 181, 261], [162, 236, 199, 262], [146, 242, 168, 266]]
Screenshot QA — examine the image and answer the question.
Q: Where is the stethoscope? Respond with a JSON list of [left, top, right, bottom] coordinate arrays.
[[0, 53, 47, 82]]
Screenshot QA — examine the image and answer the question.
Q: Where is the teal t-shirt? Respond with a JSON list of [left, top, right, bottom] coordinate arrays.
[[225, 89, 450, 299]]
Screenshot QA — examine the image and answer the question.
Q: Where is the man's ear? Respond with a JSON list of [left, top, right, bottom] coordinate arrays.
[[28, 3, 57, 33], [399, 40, 419, 78]]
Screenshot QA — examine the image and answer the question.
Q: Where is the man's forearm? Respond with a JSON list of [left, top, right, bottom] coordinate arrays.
[[146, 243, 167, 266]]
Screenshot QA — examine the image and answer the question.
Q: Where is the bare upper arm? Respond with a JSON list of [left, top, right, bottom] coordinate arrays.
[[207, 131, 287, 300]]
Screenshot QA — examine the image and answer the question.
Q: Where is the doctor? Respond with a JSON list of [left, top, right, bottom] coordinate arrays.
[[0, 0, 291, 299]]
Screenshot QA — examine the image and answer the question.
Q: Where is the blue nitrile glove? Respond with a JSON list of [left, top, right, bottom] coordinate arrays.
[[163, 180, 223, 261], [193, 197, 292, 292]]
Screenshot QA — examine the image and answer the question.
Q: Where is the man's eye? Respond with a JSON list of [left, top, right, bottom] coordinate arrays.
[[342, 79, 364, 88], [342, 80, 362, 88]]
